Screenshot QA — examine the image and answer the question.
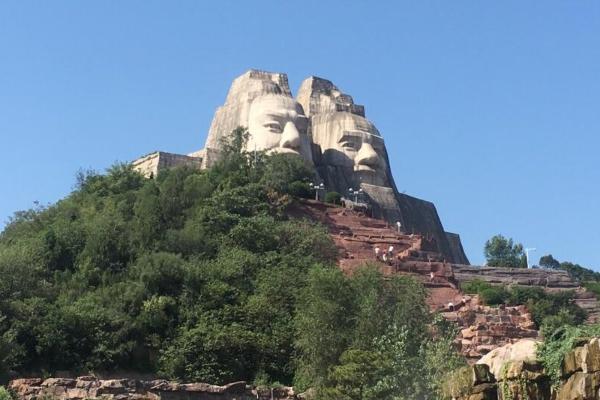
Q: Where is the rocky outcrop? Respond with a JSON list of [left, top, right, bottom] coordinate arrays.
[[454, 340, 551, 400], [132, 152, 203, 178], [8, 377, 297, 400], [455, 338, 600, 400], [296, 76, 365, 118], [453, 265, 578, 289], [556, 338, 600, 400], [453, 265, 600, 324], [477, 339, 540, 379], [450, 302, 539, 362]]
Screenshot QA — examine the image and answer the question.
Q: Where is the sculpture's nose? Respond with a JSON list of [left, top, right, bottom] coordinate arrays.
[[356, 143, 380, 169], [280, 121, 301, 151]]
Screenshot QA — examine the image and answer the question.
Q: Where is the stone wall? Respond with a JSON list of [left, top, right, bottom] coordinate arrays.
[[453, 265, 579, 288], [132, 152, 203, 178], [8, 377, 299, 400]]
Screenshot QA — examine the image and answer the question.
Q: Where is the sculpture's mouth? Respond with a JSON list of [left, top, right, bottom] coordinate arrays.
[[355, 165, 376, 172], [273, 147, 301, 155]]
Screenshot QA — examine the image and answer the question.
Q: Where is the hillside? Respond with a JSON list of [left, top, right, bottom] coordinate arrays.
[[1, 140, 473, 399], [1, 138, 598, 399]]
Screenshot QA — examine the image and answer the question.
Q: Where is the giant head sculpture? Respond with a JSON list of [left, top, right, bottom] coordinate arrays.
[[246, 94, 312, 160], [311, 111, 390, 187], [203, 70, 313, 165]]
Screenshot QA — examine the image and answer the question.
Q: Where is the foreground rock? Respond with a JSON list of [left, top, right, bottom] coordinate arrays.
[[455, 337, 600, 400], [8, 377, 297, 400]]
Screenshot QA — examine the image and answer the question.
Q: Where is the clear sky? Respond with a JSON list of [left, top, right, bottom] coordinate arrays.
[[1, 1, 599, 268]]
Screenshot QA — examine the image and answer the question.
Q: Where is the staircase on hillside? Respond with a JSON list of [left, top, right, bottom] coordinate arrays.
[[291, 199, 600, 361]]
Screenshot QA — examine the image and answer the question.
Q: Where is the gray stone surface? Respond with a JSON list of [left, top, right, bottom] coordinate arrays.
[[453, 265, 579, 288], [132, 151, 203, 178], [296, 76, 365, 118]]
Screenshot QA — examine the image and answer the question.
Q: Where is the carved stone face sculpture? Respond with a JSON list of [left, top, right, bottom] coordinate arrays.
[[246, 94, 312, 162], [312, 112, 389, 186]]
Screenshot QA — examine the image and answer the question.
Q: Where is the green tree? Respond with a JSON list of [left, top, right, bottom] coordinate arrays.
[[324, 192, 342, 205], [484, 234, 526, 268], [539, 254, 560, 269]]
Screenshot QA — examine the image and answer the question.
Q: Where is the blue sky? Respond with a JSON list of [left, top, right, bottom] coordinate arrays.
[[1, 1, 599, 268]]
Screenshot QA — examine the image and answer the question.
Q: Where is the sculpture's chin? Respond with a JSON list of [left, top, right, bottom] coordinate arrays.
[[355, 169, 388, 187]]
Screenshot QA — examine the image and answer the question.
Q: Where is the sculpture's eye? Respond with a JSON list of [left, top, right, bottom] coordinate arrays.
[[264, 122, 282, 133], [342, 141, 358, 151]]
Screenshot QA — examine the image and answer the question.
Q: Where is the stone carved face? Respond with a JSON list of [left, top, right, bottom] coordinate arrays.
[[312, 112, 389, 186], [247, 94, 312, 162]]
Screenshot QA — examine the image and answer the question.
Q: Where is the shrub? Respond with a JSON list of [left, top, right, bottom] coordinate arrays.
[[480, 286, 509, 305], [324, 192, 342, 205], [288, 181, 312, 199], [440, 366, 473, 400], [0, 387, 12, 400], [537, 324, 600, 388], [584, 281, 600, 297], [458, 280, 585, 327], [460, 279, 492, 294]]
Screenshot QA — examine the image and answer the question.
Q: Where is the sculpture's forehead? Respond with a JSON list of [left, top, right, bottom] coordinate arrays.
[[249, 95, 303, 117], [334, 114, 382, 140]]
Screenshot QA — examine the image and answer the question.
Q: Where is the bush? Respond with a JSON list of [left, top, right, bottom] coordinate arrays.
[[324, 192, 342, 205], [584, 281, 600, 297], [0, 387, 12, 400], [460, 279, 492, 294], [480, 286, 509, 305], [458, 280, 585, 328], [288, 181, 312, 199], [537, 324, 600, 388], [440, 366, 473, 400]]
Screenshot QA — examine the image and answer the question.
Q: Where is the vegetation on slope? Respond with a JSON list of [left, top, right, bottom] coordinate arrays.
[[460, 279, 586, 330], [0, 128, 464, 399], [537, 324, 600, 388]]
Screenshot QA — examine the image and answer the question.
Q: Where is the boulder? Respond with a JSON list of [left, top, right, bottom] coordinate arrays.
[[556, 371, 600, 400], [477, 338, 540, 379]]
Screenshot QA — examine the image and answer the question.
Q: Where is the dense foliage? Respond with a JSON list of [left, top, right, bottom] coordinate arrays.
[[484, 235, 527, 268], [0, 129, 334, 384], [295, 266, 465, 399], [460, 279, 586, 329], [0, 128, 465, 398], [537, 324, 600, 388], [0, 387, 12, 400]]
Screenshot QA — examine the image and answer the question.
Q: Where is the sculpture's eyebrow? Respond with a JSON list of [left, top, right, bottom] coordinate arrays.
[[261, 110, 301, 120], [338, 130, 383, 142]]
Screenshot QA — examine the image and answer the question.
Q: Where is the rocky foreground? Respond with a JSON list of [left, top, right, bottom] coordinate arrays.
[[8, 378, 298, 400], [454, 338, 600, 400], [9, 337, 600, 400]]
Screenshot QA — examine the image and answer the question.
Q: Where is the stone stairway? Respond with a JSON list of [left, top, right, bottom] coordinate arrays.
[[290, 199, 600, 361], [290, 199, 465, 309]]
